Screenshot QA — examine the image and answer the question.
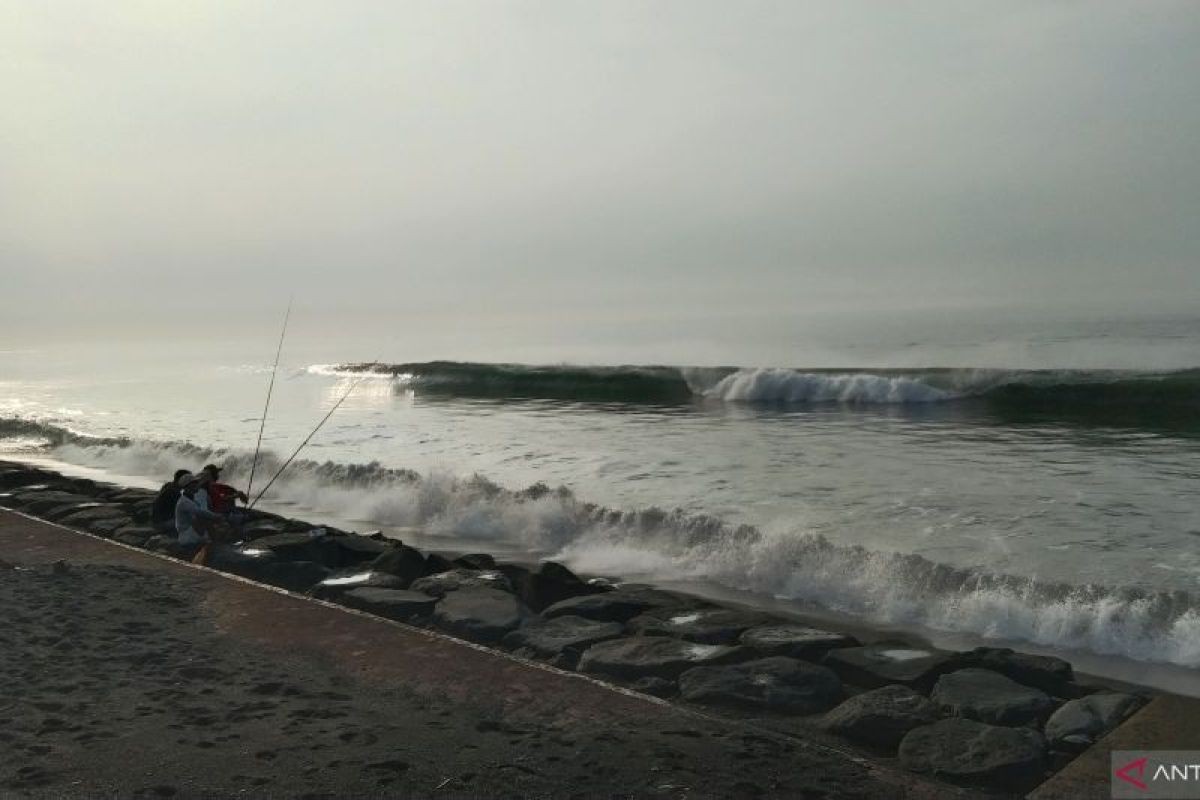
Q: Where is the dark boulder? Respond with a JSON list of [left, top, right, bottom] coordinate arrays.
[[112, 526, 154, 547], [422, 552, 456, 575], [410, 569, 514, 598], [822, 642, 958, 690], [308, 569, 407, 600], [631, 677, 676, 698], [679, 657, 843, 715], [339, 588, 438, 622], [740, 624, 859, 659], [144, 535, 187, 558], [501, 615, 624, 659], [628, 607, 772, 645], [931, 669, 1056, 726], [1044, 693, 1143, 752], [453, 553, 496, 570], [898, 718, 1047, 790], [0, 467, 60, 490], [497, 562, 602, 613], [954, 647, 1076, 697], [326, 534, 392, 566], [542, 586, 701, 623], [14, 491, 97, 517], [820, 684, 941, 750], [56, 506, 134, 536], [258, 561, 332, 593], [208, 545, 278, 581], [248, 532, 333, 564], [432, 587, 530, 644], [577, 637, 749, 681], [369, 544, 428, 587], [239, 518, 287, 539]]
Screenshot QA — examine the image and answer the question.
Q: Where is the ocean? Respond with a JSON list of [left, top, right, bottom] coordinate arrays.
[[3, 308, 1199, 693]]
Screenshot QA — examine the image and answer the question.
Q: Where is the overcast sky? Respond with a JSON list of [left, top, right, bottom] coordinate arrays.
[[3, 2, 1198, 359]]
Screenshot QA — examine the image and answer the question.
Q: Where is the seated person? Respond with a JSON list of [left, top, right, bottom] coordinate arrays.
[[174, 473, 224, 553], [195, 463, 249, 514], [150, 469, 191, 534]]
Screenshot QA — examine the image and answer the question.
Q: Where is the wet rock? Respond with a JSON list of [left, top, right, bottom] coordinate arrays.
[[679, 657, 843, 714], [100, 488, 155, 504], [369, 544, 428, 587], [1044, 693, 1143, 752], [56, 506, 134, 536], [632, 677, 676, 698], [821, 684, 941, 750], [577, 637, 749, 681], [239, 519, 287, 539], [931, 669, 1056, 726], [340, 588, 438, 621], [0, 468, 60, 490], [410, 569, 514, 598], [432, 587, 530, 644], [740, 624, 859, 659], [327, 534, 391, 566], [497, 562, 602, 613], [144, 535, 187, 558], [14, 491, 99, 517], [209, 545, 278, 581], [822, 642, 958, 689], [308, 569, 407, 600], [899, 718, 1047, 790], [954, 647, 1076, 697], [258, 561, 332, 593], [542, 586, 702, 623], [422, 553, 456, 575], [530, 561, 603, 611], [248, 532, 333, 564], [112, 526, 154, 547], [501, 615, 624, 658], [453, 553, 496, 570], [628, 607, 772, 645]]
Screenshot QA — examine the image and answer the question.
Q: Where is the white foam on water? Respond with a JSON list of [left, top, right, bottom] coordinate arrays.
[[702, 369, 953, 404], [7, 417, 1200, 678]]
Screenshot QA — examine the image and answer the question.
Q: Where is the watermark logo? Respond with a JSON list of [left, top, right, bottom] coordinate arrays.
[[1113, 752, 1200, 799]]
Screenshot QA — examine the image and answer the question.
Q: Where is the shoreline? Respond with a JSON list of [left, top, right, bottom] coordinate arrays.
[[0, 459, 1170, 796]]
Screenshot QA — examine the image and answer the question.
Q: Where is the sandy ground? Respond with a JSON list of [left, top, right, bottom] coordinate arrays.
[[0, 510, 968, 800]]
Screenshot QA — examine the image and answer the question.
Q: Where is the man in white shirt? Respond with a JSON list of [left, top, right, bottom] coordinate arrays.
[[174, 473, 223, 550]]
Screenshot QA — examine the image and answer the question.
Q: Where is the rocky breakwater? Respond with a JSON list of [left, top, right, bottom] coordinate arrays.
[[0, 460, 1154, 796]]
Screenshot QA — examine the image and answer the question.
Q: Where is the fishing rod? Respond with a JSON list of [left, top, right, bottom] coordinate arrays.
[[246, 297, 292, 501], [247, 361, 380, 511]]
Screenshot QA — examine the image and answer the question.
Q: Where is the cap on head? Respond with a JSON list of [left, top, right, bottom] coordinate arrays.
[[176, 472, 198, 488], [201, 464, 222, 477]]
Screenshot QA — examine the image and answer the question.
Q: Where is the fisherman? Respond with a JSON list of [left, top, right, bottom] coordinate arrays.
[[195, 464, 248, 515], [174, 472, 224, 554], [150, 469, 191, 534]]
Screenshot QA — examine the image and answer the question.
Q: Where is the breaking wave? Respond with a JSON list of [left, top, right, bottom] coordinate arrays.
[[316, 361, 1200, 414], [4, 416, 1199, 669]]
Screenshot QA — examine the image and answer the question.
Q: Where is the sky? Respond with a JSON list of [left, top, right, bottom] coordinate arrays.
[[3, 2, 1199, 361]]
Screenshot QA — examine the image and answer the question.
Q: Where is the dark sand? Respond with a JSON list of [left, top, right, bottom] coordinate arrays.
[[0, 510, 968, 799]]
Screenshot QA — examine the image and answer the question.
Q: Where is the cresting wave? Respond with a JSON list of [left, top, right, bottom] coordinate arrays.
[[316, 361, 1200, 413], [4, 416, 1199, 669]]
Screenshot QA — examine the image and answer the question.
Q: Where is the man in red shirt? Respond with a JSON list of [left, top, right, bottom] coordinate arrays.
[[196, 464, 249, 515]]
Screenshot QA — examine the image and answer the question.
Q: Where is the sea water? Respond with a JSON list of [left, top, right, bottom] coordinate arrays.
[[3, 308, 1199, 692]]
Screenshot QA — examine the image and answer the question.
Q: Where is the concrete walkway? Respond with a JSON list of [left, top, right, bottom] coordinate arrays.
[[0, 509, 969, 799]]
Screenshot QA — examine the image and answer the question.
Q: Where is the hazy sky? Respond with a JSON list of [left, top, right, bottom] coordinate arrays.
[[4, 2, 1199, 359]]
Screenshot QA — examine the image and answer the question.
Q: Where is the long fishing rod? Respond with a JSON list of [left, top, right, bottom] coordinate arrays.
[[248, 362, 379, 510], [246, 297, 293, 501]]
